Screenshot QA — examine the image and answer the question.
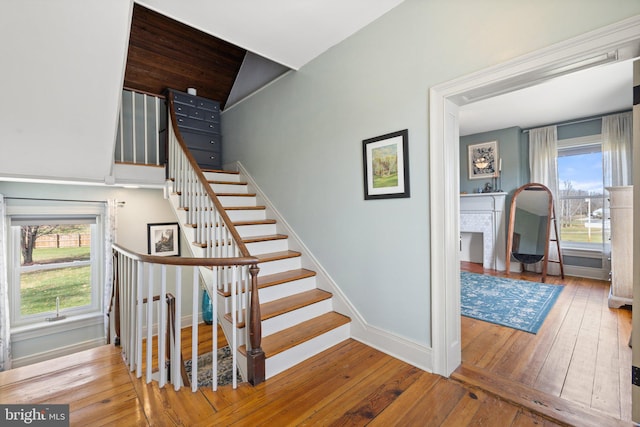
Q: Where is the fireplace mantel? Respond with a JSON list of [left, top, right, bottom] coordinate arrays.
[[460, 192, 507, 271]]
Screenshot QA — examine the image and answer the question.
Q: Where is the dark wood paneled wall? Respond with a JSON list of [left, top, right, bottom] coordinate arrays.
[[124, 4, 246, 108]]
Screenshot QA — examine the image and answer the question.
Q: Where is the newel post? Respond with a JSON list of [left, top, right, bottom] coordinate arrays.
[[246, 263, 265, 385]]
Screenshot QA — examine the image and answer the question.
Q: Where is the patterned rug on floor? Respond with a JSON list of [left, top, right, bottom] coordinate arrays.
[[460, 271, 564, 334], [184, 346, 239, 387]]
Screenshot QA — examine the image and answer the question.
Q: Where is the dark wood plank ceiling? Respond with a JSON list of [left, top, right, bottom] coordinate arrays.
[[124, 4, 246, 109]]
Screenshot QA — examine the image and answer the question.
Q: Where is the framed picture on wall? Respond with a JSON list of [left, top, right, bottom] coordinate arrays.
[[147, 222, 180, 256], [468, 140, 499, 180], [362, 129, 410, 200]]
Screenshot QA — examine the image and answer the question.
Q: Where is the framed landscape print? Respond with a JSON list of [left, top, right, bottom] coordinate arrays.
[[147, 222, 180, 256], [362, 129, 410, 200], [468, 140, 499, 180]]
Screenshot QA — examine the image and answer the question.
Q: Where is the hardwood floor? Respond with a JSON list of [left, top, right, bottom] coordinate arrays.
[[458, 262, 632, 423], [0, 267, 632, 426], [3, 330, 576, 426]]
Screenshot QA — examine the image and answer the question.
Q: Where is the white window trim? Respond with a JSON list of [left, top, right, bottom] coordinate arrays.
[[557, 133, 609, 254], [6, 200, 105, 328]]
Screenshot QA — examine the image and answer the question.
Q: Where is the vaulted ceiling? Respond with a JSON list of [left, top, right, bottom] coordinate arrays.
[[124, 4, 247, 108]]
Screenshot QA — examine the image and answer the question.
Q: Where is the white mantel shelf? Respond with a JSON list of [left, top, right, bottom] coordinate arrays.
[[460, 192, 507, 198], [460, 192, 507, 271]]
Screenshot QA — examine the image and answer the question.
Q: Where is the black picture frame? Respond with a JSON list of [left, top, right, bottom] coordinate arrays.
[[362, 129, 410, 200], [147, 222, 180, 256]]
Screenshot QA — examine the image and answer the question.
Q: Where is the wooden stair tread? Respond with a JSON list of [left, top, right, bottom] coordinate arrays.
[[217, 193, 256, 197], [233, 219, 276, 226], [451, 364, 627, 427], [224, 289, 332, 327], [254, 250, 301, 263], [217, 268, 316, 297], [239, 312, 350, 358], [258, 268, 316, 287], [208, 180, 248, 185], [201, 169, 239, 175], [243, 234, 288, 244], [224, 206, 266, 211]]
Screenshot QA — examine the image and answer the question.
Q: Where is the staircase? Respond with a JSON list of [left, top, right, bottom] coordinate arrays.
[[168, 168, 351, 380]]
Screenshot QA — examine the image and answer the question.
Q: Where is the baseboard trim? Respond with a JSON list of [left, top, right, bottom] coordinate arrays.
[[227, 161, 433, 373], [12, 338, 106, 368]]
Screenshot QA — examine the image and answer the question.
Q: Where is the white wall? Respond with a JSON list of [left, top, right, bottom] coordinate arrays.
[[221, 0, 640, 347], [0, 0, 131, 183]]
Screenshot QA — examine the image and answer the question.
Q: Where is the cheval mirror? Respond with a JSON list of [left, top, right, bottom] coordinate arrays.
[[505, 183, 564, 283]]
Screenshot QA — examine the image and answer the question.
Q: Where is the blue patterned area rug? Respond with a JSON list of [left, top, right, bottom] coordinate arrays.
[[460, 271, 564, 334]]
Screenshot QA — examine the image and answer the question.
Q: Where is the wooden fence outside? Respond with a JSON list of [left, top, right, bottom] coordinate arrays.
[[35, 234, 91, 248]]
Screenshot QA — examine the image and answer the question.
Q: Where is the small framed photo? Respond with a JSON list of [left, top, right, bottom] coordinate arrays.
[[362, 129, 410, 200], [147, 222, 180, 256], [468, 141, 499, 180]]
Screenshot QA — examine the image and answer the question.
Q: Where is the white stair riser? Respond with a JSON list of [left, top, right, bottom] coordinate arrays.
[[218, 276, 317, 311], [258, 277, 317, 303], [245, 239, 288, 255], [169, 171, 353, 384], [265, 324, 350, 379], [203, 172, 241, 182], [236, 224, 277, 237], [218, 196, 257, 207], [258, 257, 301, 276], [211, 183, 249, 194], [221, 299, 333, 343], [261, 299, 333, 337], [211, 274, 317, 313], [225, 209, 266, 222]]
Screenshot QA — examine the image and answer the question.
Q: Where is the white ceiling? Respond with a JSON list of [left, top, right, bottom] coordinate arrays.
[[137, 0, 406, 70], [459, 59, 634, 136]]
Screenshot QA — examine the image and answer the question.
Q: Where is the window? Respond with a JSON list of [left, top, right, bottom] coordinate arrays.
[[556, 135, 610, 249], [7, 202, 104, 327]]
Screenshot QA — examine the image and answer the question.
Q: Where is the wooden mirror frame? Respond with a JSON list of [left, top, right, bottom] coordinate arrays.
[[505, 182, 564, 283]]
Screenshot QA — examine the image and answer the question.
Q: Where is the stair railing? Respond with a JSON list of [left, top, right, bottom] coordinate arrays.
[[114, 88, 166, 166], [165, 91, 265, 385], [112, 243, 259, 391]]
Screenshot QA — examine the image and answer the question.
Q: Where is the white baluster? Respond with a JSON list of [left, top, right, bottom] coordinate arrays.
[[146, 262, 154, 383], [159, 265, 167, 387], [191, 267, 199, 392]]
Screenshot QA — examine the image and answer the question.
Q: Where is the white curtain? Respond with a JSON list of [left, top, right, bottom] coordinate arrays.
[[0, 195, 11, 371], [103, 199, 117, 343], [603, 111, 633, 188], [528, 126, 562, 276]]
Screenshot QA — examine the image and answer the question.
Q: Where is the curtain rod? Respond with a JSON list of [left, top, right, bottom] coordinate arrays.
[[522, 109, 631, 133]]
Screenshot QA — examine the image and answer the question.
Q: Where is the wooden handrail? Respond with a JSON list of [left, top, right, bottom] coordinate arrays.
[[164, 91, 265, 385], [166, 90, 252, 259], [123, 86, 166, 99], [112, 243, 257, 267]]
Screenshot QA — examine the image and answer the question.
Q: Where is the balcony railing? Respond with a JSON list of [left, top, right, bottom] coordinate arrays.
[[114, 89, 166, 166]]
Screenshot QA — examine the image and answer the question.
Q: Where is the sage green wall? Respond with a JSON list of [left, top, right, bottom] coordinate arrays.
[[221, 0, 640, 347], [460, 118, 610, 198], [460, 127, 524, 195]]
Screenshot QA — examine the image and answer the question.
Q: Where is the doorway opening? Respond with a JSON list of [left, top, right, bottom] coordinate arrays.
[[429, 15, 640, 422]]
